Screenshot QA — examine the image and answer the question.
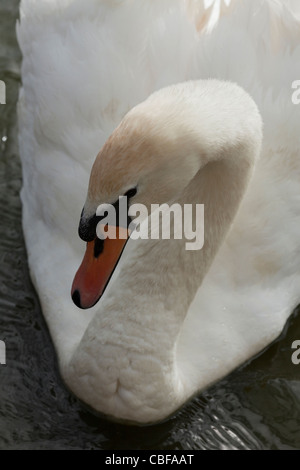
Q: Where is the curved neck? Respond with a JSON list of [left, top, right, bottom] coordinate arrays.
[[65, 81, 262, 423], [64, 138, 259, 423]]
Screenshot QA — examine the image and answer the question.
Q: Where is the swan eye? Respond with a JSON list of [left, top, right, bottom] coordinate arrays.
[[124, 187, 137, 199]]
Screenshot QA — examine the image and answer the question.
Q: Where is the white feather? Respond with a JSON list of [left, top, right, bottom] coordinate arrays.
[[17, 0, 300, 423]]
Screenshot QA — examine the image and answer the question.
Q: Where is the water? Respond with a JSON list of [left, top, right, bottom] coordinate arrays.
[[0, 0, 300, 450]]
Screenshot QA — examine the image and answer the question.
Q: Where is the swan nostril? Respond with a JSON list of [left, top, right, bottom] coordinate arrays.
[[72, 289, 82, 308]]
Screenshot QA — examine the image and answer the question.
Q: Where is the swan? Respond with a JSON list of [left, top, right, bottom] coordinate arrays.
[[17, 0, 300, 424]]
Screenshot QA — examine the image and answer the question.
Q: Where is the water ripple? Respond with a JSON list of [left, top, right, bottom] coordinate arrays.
[[0, 0, 299, 450]]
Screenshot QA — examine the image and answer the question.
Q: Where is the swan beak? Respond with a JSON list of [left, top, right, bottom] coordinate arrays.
[[71, 226, 129, 309]]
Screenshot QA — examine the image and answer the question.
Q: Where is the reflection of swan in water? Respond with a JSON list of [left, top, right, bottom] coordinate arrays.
[[17, 0, 300, 424]]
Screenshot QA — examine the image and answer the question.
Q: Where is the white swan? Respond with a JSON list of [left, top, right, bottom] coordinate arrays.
[[17, 0, 300, 424]]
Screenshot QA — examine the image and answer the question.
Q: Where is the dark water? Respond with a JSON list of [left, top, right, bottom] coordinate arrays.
[[0, 0, 300, 450]]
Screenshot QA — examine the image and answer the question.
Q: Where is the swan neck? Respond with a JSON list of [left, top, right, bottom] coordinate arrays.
[[64, 140, 258, 423]]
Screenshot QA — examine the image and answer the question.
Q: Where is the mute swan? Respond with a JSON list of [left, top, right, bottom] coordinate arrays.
[[17, 0, 300, 424]]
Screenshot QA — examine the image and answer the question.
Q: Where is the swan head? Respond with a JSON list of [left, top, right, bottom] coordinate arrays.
[[71, 92, 201, 309], [71, 80, 261, 311]]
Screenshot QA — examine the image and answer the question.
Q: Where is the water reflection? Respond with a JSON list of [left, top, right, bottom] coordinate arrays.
[[0, 0, 299, 450]]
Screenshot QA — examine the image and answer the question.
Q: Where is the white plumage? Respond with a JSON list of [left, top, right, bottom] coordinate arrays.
[[17, 0, 300, 423]]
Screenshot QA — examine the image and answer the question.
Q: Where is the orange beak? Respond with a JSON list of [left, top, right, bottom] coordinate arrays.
[[71, 225, 129, 309]]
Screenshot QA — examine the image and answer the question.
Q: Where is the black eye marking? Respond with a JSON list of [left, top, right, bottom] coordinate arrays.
[[78, 188, 137, 242], [78, 212, 101, 242], [124, 187, 137, 199]]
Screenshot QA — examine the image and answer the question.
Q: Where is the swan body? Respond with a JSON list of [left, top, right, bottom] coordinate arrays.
[[17, 0, 300, 424]]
